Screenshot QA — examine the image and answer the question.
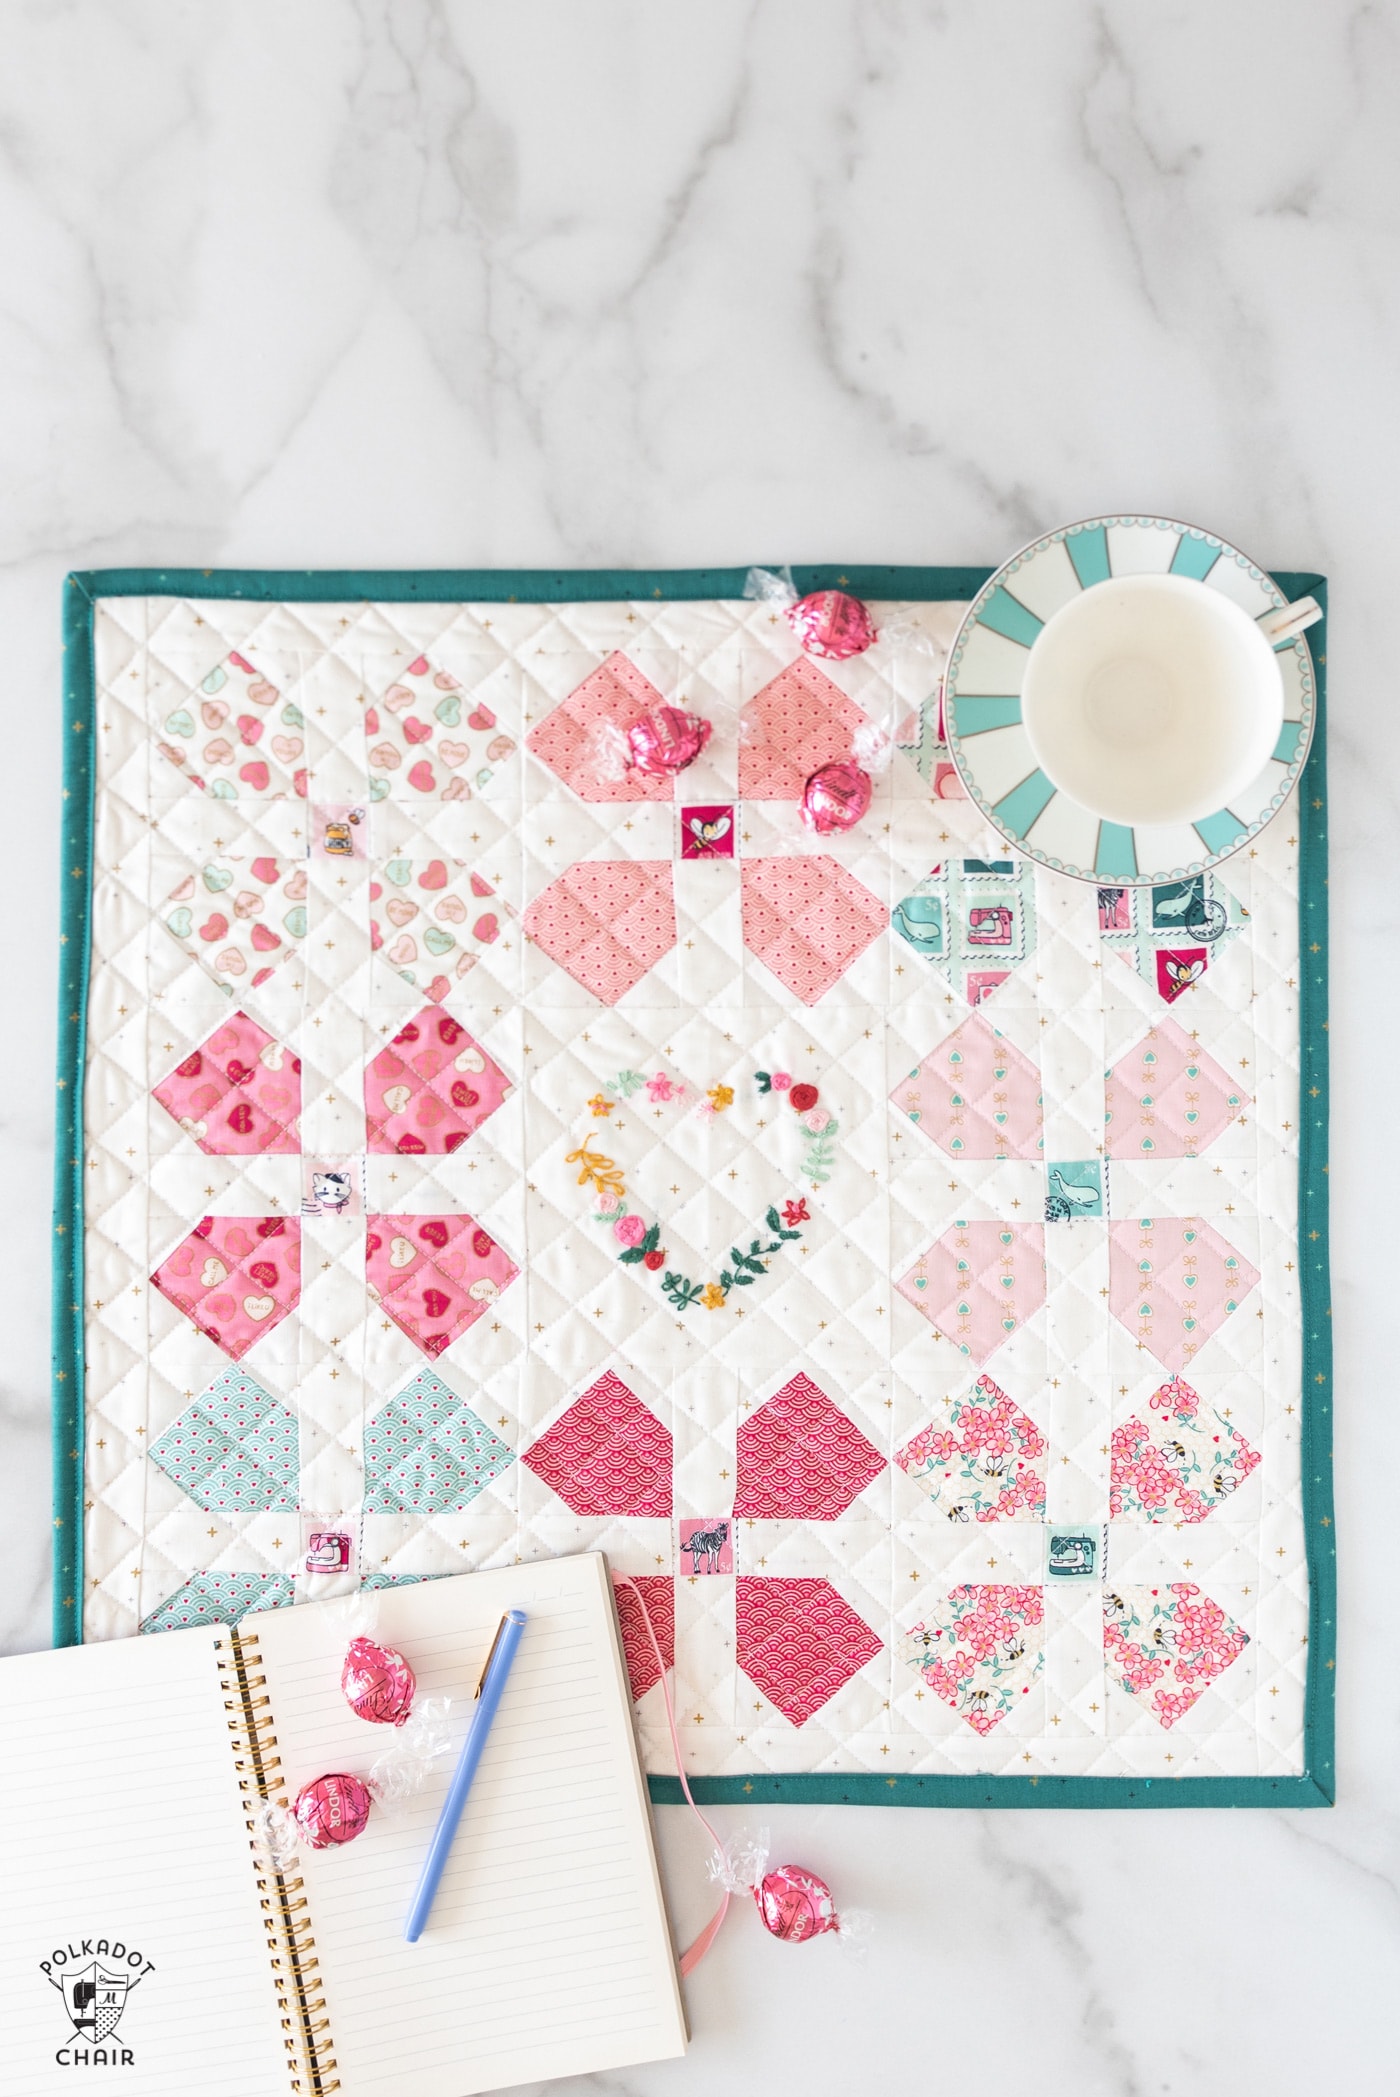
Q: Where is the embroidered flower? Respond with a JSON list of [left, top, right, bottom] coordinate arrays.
[[587, 1093, 613, 1117], [782, 1199, 809, 1227], [700, 1282, 727, 1310], [646, 1073, 676, 1102], [643, 1248, 666, 1271], [594, 1189, 623, 1216], [771, 1071, 792, 1091], [789, 1082, 819, 1112], [801, 1106, 831, 1133], [707, 1083, 735, 1113], [613, 1214, 646, 1247]]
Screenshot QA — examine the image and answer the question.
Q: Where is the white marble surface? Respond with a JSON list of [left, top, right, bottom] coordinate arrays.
[[0, 2, 1394, 2089]]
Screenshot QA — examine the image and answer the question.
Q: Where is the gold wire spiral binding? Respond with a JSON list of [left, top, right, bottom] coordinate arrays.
[[216, 1629, 341, 2095]]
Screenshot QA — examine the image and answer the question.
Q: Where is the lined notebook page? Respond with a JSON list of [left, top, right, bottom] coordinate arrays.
[[252, 1553, 686, 2097], [0, 1628, 291, 2095]]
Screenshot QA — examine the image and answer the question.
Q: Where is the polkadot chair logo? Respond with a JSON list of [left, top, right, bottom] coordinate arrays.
[[41, 1938, 154, 2067]]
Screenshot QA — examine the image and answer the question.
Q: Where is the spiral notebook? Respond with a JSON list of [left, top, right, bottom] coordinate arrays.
[[1, 1553, 687, 2095]]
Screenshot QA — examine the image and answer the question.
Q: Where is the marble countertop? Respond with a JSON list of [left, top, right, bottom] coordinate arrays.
[[1, 3, 1393, 2090]]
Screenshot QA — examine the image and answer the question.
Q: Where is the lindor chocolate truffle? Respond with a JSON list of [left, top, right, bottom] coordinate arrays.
[[342, 1635, 416, 1726], [785, 589, 877, 661], [753, 1864, 844, 1942], [626, 706, 711, 776], [293, 1771, 374, 1850], [800, 760, 872, 834]]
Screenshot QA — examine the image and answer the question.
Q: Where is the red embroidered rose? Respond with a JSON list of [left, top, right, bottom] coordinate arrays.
[[789, 1083, 819, 1112], [643, 1249, 666, 1271]]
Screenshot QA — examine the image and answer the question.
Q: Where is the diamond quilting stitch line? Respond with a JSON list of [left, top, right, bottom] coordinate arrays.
[[369, 856, 510, 999], [522, 859, 677, 1003], [523, 1370, 672, 1517], [148, 1367, 299, 1512], [150, 1216, 301, 1361], [1104, 1018, 1250, 1161], [897, 1221, 1047, 1366], [891, 1011, 1044, 1161], [162, 852, 308, 993], [895, 1373, 1047, 1522], [738, 658, 873, 799], [156, 649, 305, 800], [141, 1569, 296, 1636], [363, 1367, 515, 1516], [735, 1576, 884, 1729], [365, 1009, 514, 1155], [1107, 1217, 1261, 1375], [365, 1214, 520, 1358], [153, 1012, 302, 1155], [739, 855, 886, 1004], [733, 1371, 885, 1520]]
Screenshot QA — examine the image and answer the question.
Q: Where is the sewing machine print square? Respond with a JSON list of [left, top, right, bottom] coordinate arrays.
[[1046, 1525, 1107, 1581], [679, 1518, 733, 1575], [1044, 1158, 1105, 1222], [680, 805, 735, 860]]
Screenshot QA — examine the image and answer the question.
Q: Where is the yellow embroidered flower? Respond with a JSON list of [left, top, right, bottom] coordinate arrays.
[[707, 1084, 734, 1113], [587, 1093, 613, 1117], [700, 1281, 727, 1310]]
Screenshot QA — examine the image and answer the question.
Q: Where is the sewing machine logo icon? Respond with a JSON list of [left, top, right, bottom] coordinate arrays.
[[56, 1962, 133, 2045]]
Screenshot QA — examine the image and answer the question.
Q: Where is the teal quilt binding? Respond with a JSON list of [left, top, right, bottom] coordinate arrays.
[[53, 564, 1333, 1808]]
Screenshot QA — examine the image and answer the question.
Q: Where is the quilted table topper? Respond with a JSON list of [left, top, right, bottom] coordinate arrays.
[[55, 566, 1334, 1806]]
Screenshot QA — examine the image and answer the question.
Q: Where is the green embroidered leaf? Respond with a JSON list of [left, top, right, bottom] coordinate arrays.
[[765, 1205, 782, 1234], [610, 1069, 646, 1097], [720, 1270, 734, 1291], [617, 1246, 647, 1264], [734, 1271, 754, 1286], [639, 1222, 661, 1254], [755, 1071, 772, 1093]]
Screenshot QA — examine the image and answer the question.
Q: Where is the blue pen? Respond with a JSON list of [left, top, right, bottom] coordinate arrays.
[[404, 1608, 527, 1942]]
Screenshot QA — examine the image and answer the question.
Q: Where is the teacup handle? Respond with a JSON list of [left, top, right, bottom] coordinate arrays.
[[1257, 595, 1323, 646]]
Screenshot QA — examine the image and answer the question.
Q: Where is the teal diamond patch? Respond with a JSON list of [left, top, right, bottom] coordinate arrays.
[[149, 1368, 299, 1512], [141, 1569, 294, 1634], [365, 1368, 515, 1516]]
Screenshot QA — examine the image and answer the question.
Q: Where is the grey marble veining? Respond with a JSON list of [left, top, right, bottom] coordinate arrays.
[[0, 2, 1395, 2090]]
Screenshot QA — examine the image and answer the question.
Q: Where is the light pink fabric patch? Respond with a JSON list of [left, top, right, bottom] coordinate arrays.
[[740, 855, 885, 1003], [523, 860, 676, 1002], [892, 1014, 1043, 1161], [734, 1371, 885, 1519], [526, 652, 674, 802], [366, 1214, 519, 1358], [151, 1215, 301, 1361], [153, 1013, 302, 1155], [365, 1008, 513, 1155], [739, 660, 872, 800], [1107, 1217, 1261, 1374], [524, 1370, 672, 1516], [366, 655, 516, 801], [1104, 1019, 1251, 1161], [736, 1576, 883, 1728], [897, 1221, 1047, 1366]]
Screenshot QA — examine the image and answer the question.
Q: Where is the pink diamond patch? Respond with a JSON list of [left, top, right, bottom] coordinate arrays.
[[897, 1222, 1046, 1366], [523, 860, 676, 1002], [154, 1014, 302, 1155], [899, 1585, 1045, 1734], [735, 1372, 885, 1519], [613, 1575, 675, 1700], [365, 1009, 513, 1155], [739, 660, 872, 800], [741, 856, 885, 1004], [736, 1576, 882, 1727], [1105, 1019, 1250, 1161], [1110, 1375, 1262, 1522], [892, 1013, 1043, 1161], [1104, 1582, 1250, 1729], [524, 1371, 672, 1515], [366, 1214, 519, 1358], [526, 652, 673, 802], [151, 1215, 301, 1361], [896, 1372, 1047, 1522], [1108, 1217, 1260, 1374]]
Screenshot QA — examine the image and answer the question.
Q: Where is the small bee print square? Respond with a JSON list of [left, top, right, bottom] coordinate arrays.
[[680, 805, 734, 860]]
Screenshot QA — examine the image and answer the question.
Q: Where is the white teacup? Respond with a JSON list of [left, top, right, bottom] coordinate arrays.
[[1020, 573, 1314, 828]]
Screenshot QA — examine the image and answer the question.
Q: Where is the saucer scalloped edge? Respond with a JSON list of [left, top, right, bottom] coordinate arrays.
[[943, 515, 1316, 885]]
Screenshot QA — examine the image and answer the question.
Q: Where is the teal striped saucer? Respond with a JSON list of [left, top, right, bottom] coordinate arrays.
[[943, 515, 1316, 885]]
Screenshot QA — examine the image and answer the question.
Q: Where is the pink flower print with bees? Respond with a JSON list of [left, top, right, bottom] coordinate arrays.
[[163, 854, 308, 992], [896, 1373, 1047, 1523], [157, 651, 306, 800], [369, 856, 513, 1002], [365, 656, 516, 801], [1109, 1375, 1261, 1522], [899, 1585, 1045, 1735], [1103, 1583, 1250, 1728]]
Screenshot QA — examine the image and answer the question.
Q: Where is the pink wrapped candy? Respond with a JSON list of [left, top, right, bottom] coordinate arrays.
[[800, 761, 872, 834], [754, 1864, 841, 1943], [786, 590, 876, 661], [342, 1635, 416, 1726], [293, 1771, 373, 1849], [626, 707, 711, 776]]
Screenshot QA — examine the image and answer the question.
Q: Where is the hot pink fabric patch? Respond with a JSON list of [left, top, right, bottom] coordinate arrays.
[[739, 660, 872, 800], [526, 652, 674, 802], [1104, 1019, 1250, 1161], [1107, 1217, 1260, 1375], [897, 1221, 1047, 1366], [523, 860, 676, 1002], [366, 1214, 519, 1358], [365, 1009, 513, 1155], [523, 1370, 672, 1516], [736, 1576, 882, 1728], [151, 1215, 301, 1360], [891, 1013, 1043, 1161], [153, 1014, 302, 1155], [613, 1574, 676, 1700], [740, 856, 885, 1004], [734, 1372, 885, 1519]]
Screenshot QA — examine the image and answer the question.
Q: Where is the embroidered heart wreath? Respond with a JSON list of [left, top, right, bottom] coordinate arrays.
[[565, 1068, 840, 1313]]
